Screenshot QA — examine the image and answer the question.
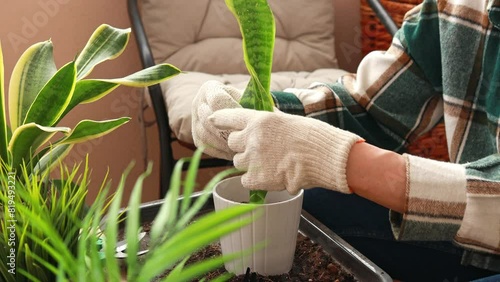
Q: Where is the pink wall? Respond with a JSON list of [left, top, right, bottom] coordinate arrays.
[[333, 0, 363, 73], [0, 0, 361, 205], [0, 0, 160, 204]]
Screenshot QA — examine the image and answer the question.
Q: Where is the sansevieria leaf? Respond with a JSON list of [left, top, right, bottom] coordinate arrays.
[[8, 40, 57, 130], [23, 61, 76, 127], [0, 43, 8, 162], [225, 0, 275, 112], [75, 24, 130, 80], [96, 64, 181, 88], [57, 118, 130, 145], [249, 190, 267, 204], [8, 123, 70, 168], [69, 80, 119, 108], [226, 0, 276, 203], [32, 143, 73, 175], [59, 64, 181, 121]]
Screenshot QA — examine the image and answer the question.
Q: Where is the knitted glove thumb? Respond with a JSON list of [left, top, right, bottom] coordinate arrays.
[[192, 80, 243, 160]]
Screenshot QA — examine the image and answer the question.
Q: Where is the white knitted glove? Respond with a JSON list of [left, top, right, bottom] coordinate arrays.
[[192, 80, 243, 160], [209, 108, 363, 194]]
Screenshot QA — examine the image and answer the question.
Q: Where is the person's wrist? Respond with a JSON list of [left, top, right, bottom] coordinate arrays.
[[347, 142, 407, 212], [346, 142, 370, 194]]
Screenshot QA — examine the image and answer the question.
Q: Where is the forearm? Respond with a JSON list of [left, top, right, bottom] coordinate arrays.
[[348, 142, 470, 242], [346, 142, 407, 213]]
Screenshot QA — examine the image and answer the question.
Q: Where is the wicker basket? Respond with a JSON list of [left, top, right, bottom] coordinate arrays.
[[360, 0, 420, 55], [360, 0, 450, 161], [406, 123, 450, 161]]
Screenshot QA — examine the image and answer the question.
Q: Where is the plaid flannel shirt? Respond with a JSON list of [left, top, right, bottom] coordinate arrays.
[[272, 0, 500, 272]]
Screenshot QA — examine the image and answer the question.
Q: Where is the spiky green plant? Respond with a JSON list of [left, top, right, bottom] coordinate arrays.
[[0, 23, 180, 175], [0, 157, 102, 282], [0, 147, 257, 282], [225, 0, 276, 204]]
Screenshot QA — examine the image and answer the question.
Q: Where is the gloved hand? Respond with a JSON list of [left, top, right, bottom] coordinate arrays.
[[192, 80, 243, 160], [209, 108, 363, 194]]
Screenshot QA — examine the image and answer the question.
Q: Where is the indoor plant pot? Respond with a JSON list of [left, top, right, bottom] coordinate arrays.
[[213, 175, 303, 276]]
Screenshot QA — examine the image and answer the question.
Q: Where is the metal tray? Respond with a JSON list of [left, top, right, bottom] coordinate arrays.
[[134, 193, 393, 282]]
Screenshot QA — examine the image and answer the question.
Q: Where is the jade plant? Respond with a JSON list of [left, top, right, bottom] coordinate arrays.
[[0, 23, 180, 175], [225, 0, 276, 204], [0, 148, 257, 282]]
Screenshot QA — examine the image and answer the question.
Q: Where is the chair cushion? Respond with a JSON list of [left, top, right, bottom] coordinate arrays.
[[141, 0, 346, 144], [141, 0, 339, 72], [159, 69, 348, 144]]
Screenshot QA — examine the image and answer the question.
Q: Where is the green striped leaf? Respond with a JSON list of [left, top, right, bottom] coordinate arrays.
[[226, 0, 276, 203], [0, 43, 7, 161], [57, 64, 180, 123], [249, 190, 267, 204], [23, 61, 76, 127], [30, 144, 72, 186], [56, 79, 119, 124], [57, 118, 130, 145], [226, 0, 275, 112], [8, 123, 70, 169], [8, 40, 57, 130], [75, 24, 130, 80], [97, 64, 181, 87], [70, 80, 119, 106]]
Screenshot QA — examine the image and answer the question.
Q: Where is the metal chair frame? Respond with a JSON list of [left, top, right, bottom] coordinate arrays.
[[127, 0, 232, 198]]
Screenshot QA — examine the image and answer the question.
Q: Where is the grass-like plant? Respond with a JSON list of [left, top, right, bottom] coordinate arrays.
[[225, 0, 276, 204], [0, 158, 99, 281], [0, 147, 257, 282], [0, 24, 180, 175]]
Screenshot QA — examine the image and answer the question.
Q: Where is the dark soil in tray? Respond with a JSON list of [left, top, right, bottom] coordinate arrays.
[[132, 222, 357, 281], [182, 233, 357, 282]]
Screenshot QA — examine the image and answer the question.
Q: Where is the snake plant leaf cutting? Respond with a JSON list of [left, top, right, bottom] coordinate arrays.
[[225, 0, 276, 204]]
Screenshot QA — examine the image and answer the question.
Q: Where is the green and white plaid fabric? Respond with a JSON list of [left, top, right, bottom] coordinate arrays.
[[272, 0, 500, 271]]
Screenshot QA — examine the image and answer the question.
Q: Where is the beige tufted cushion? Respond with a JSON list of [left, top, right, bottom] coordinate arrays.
[[141, 0, 339, 72], [140, 0, 347, 144]]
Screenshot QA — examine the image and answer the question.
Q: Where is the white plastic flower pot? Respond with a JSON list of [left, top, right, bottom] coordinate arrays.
[[213, 175, 304, 276]]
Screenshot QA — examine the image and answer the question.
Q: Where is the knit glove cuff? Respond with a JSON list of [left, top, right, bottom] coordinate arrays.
[[300, 120, 362, 193]]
